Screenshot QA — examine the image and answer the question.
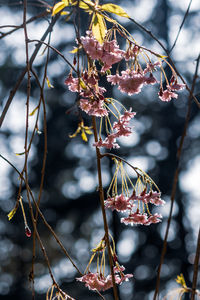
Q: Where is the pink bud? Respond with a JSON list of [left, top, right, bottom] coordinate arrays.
[[25, 226, 31, 238]]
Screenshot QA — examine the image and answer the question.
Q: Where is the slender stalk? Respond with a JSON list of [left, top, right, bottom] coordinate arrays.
[[92, 117, 119, 300], [153, 53, 200, 300], [191, 229, 200, 300], [0, 14, 59, 128]]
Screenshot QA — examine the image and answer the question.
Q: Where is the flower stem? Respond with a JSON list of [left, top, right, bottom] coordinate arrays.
[[92, 116, 119, 300]]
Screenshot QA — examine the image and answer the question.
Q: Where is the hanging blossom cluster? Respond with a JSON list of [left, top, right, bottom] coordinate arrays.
[[78, 31, 185, 100], [64, 31, 185, 149], [93, 108, 136, 150], [76, 238, 133, 292], [105, 159, 165, 226]]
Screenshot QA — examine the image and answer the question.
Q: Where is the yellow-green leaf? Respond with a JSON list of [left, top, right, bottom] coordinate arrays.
[[8, 207, 17, 221], [60, 11, 70, 16], [62, 0, 69, 4], [155, 54, 168, 59], [29, 106, 38, 116], [46, 76, 54, 88], [80, 79, 87, 89], [69, 127, 81, 138], [85, 128, 93, 135], [176, 274, 187, 289], [15, 151, 26, 156], [81, 130, 88, 142], [70, 46, 82, 53], [101, 3, 129, 18], [79, 0, 94, 12], [52, 1, 66, 16], [92, 13, 106, 44]]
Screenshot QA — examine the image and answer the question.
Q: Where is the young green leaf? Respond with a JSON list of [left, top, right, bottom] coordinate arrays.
[[101, 3, 129, 18], [8, 207, 17, 221], [52, 1, 69, 16], [92, 13, 106, 44], [29, 106, 39, 116], [46, 76, 54, 88]]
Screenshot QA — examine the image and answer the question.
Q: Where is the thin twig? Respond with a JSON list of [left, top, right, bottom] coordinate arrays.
[[0, 154, 83, 276], [169, 0, 193, 53], [101, 152, 140, 176], [153, 53, 200, 300], [191, 228, 200, 300], [128, 17, 200, 109], [0, 10, 49, 40], [28, 39, 77, 72], [92, 117, 119, 300], [0, 14, 59, 129]]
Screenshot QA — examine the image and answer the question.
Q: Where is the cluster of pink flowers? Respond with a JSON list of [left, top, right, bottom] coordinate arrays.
[[94, 108, 136, 149], [107, 69, 157, 96], [80, 31, 124, 71], [76, 265, 133, 292], [158, 75, 186, 102], [105, 190, 165, 226], [65, 70, 108, 117]]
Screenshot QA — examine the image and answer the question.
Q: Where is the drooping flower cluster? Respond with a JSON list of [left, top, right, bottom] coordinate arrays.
[[65, 70, 108, 117], [158, 75, 186, 102], [77, 266, 133, 292], [76, 238, 133, 292], [80, 31, 124, 71], [93, 108, 136, 149], [105, 159, 165, 226], [107, 68, 157, 96]]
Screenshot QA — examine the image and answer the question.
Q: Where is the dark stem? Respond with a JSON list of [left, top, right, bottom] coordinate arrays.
[[92, 117, 119, 300], [191, 229, 200, 300], [0, 14, 59, 128], [153, 53, 200, 300]]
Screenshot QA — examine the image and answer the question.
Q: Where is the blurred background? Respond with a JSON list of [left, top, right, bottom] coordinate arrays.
[[0, 0, 200, 299]]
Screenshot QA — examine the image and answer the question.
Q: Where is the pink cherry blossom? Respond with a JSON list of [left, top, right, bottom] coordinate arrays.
[[124, 45, 140, 61], [79, 99, 108, 117], [120, 108, 136, 122], [104, 194, 132, 212], [148, 191, 166, 206], [121, 212, 149, 226], [158, 88, 178, 102], [145, 213, 162, 225], [144, 73, 158, 85], [101, 40, 124, 71], [80, 33, 103, 60], [117, 70, 145, 95], [113, 119, 132, 137], [77, 267, 133, 292], [144, 61, 161, 74], [107, 74, 121, 85], [93, 135, 120, 149], [169, 83, 185, 91]]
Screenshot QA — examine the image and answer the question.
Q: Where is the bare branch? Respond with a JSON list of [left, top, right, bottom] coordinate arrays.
[[0, 14, 59, 129], [153, 52, 200, 300], [170, 0, 193, 53]]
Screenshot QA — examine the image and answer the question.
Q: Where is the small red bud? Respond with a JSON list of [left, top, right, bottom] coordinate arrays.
[[25, 226, 31, 238]]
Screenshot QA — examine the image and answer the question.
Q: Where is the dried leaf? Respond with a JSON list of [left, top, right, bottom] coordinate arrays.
[[101, 3, 129, 18]]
